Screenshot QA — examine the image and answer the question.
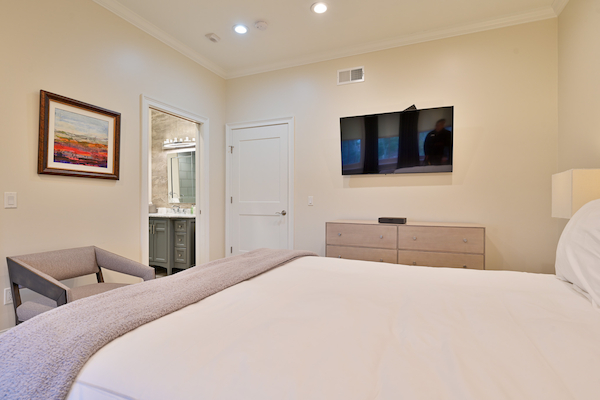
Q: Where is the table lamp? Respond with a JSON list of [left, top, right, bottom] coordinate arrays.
[[552, 169, 600, 218]]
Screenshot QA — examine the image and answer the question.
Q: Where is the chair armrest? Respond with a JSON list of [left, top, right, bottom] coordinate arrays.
[[94, 247, 155, 281], [6, 257, 71, 305]]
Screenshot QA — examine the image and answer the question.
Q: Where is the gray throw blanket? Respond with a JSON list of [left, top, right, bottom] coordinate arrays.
[[0, 248, 316, 400]]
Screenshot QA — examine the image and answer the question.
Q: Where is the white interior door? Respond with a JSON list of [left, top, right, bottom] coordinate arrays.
[[229, 122, 292, 255]]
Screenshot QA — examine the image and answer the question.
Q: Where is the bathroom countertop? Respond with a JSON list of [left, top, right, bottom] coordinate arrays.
[[149, 213, 196, 219]]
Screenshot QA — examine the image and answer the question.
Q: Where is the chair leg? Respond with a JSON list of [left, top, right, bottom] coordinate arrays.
[[11, 282, 21, 326]]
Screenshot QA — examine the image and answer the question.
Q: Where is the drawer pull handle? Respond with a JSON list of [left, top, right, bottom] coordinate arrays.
[[338, 255, 342, 258], [412, 261, 417, 265], [463, 265, 467, 268], [380, 259, 383, 262], [463, 238, 468, 243], [338, 233, 342, 237], [413, 236, 417, 241], [379, 235, 383, 239]]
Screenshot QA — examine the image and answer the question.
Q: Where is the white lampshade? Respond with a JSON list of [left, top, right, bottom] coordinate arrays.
[[552, 169, 600, 218]]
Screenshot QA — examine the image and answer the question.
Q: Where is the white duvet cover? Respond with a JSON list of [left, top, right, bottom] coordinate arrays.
[[67, 257, 600, 400]]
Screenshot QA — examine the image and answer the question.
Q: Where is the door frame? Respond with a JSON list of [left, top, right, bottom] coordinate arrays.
[[141, 95, 210, 266], [225, 117, 295, 256]]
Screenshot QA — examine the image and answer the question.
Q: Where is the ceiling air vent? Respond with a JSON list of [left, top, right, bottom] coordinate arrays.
[[337, 66, 364, 85]]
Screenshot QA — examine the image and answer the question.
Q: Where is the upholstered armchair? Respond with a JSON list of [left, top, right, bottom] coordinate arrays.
[[7, 246, 155, 325]]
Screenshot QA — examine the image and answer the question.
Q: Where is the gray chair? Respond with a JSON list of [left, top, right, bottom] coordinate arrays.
[[7, 246, 155, 325]]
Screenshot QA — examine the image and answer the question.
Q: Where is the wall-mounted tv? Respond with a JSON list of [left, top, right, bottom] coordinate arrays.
[[340, 106, 453, 175]]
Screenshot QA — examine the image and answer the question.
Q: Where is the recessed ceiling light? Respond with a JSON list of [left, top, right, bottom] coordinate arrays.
[[311, 2, 327, 14], [233, 24, 248, 34]]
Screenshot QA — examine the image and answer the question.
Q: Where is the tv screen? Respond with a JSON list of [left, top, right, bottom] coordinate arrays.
[[340, 106, 453, 175]]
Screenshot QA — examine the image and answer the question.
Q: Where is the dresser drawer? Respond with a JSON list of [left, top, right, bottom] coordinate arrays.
[[397, 250, 484, 270], [326, 223, 397, 249], [398, 226, 484, 254], [327, 245, 397, 264]]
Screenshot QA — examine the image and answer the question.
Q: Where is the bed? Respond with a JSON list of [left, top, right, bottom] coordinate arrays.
[[4, 201, 600, 400], [67, 256, 600, 400]]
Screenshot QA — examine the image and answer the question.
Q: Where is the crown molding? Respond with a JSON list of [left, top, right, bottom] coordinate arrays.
[[552, 0, 570, 16], [92, 0, 227, 78], [226, 6, 557, 79], [93, 1, 559, 80]]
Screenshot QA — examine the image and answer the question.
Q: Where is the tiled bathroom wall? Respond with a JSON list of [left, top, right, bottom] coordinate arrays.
[[151, 109, 198, 208]]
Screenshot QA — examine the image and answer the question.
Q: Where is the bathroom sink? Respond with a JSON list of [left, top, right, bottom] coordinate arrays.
[[149, 212, 196, 219]]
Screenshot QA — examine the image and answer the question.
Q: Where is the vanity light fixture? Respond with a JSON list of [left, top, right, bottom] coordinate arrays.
[[163, 137, 195, 150], [233, 24, 248, 34], [311, 2, 328, 13]]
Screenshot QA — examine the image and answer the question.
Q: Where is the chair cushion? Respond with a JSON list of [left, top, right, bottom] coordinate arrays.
[[16, 283, 129, 322], [16, 297, 57, 322], [70, 282, 129, 301], [12, 246, 99, 281]]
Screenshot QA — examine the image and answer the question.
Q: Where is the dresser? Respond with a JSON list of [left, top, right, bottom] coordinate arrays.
[[326, 220, 485, 270]]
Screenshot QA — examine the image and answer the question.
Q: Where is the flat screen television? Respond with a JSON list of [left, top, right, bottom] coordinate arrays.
[[340, 106, 453, 175]]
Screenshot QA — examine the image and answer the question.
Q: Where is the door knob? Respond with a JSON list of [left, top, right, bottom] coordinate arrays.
[[275, 210, 287, 216]]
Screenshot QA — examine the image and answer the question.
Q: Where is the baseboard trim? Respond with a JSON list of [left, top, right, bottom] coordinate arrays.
[[0, 327, 12, 336]]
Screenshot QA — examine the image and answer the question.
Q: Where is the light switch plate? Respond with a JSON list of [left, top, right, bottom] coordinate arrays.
[[4, 192, 17, 209], [4, 288, 12, 305]]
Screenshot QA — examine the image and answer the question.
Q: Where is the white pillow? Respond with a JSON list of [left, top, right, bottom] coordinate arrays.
[[555, 198, 600, 307]]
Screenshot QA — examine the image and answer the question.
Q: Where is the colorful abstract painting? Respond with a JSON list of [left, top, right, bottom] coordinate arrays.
[[53, 108, 109, 168], [38, 90, 120, 180]]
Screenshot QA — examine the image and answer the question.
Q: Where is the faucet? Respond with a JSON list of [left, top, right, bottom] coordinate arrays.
[[172, 205, 181, 214]]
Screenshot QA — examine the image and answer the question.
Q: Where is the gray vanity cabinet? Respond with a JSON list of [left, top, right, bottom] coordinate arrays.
[[149, 218, 171, 272], [149, 217, 195, 275]]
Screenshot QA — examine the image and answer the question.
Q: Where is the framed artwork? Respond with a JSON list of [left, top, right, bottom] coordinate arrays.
[[38, 90, 121, 180]]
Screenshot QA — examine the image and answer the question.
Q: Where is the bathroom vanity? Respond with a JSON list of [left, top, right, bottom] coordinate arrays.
[[148, 119, 197, 275], [149, 214, 195, 275]]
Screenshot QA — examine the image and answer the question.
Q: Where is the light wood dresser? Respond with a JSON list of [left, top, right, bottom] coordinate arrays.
[[326, 220, 485, 270]]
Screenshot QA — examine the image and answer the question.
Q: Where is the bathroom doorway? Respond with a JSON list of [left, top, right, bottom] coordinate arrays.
[[140, 96, 210, 272]]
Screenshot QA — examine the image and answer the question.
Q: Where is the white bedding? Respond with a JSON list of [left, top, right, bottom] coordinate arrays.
[[67, 257, 600, 400]]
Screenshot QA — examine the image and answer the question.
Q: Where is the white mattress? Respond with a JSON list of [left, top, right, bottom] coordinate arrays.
[[67, 257, 600, 400]]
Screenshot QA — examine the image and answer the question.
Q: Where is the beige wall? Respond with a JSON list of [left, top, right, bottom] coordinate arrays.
[[558, 0, 600, 171], [0, 0, 226, 330], [226, 20, 560, 274], [0, 2, 570, 332]]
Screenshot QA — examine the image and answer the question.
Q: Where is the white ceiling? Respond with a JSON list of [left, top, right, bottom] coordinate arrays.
[[94, 0, 569, 79]]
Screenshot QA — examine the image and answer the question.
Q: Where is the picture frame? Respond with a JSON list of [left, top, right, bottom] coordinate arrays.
[[38, 90, 121, 180]]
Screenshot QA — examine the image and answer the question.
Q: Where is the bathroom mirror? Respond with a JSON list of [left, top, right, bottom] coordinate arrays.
[[167, 151, 195, 204]]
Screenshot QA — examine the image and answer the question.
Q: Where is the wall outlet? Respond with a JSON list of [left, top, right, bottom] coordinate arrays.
[[4, 288, 12, 305]]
